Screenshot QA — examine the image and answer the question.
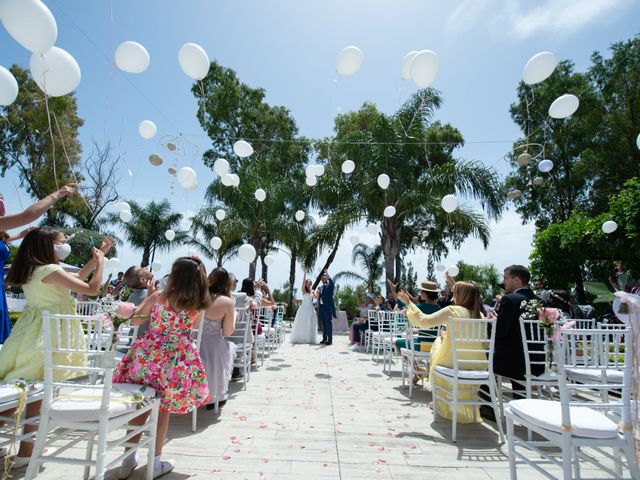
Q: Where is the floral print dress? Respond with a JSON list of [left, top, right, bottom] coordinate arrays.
[[113, 303, 210, 413]]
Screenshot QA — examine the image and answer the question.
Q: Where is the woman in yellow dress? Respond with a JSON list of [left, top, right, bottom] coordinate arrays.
[[0, 226, 109, 465], [398, 281, 486, 423]]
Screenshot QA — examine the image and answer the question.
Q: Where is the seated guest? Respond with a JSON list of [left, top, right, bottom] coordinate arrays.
[[395, 281, 441, 353], [200, 268, 237, 409]]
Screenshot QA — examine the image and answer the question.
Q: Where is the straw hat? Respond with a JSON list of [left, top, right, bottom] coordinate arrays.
[[418, 280, 440, 293]]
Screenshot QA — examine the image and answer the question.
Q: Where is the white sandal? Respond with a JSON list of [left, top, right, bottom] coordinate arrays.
[[153, 459, 175, 479]]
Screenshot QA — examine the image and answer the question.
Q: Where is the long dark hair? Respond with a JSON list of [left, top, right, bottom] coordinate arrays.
[[163, 257, 210, 311], [208, 267, 232, 298], [240, 278, 255, 296], [5, 227, 59, 286]]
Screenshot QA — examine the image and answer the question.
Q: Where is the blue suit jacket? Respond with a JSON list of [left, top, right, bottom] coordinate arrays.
[[318, 278, 336, 318]]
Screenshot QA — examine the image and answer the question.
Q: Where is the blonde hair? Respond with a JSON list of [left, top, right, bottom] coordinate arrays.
[[452, 281, 482, 318]]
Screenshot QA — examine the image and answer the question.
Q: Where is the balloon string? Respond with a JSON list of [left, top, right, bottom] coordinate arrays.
[[42, 93, 60, 191]]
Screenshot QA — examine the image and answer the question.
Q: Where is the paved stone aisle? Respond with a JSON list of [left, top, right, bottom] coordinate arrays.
[[8, 332, 604, 479]]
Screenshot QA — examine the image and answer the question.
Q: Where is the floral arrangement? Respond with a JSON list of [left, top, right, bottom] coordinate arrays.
[[520, 298, 567, 371], [94, 295, 135, 350]]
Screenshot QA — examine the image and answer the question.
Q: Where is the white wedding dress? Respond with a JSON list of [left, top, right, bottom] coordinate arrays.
[[289, 293, 318, 344]]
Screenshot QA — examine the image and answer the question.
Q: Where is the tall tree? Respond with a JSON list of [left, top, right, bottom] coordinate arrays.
[[0, 65, 84, 225]]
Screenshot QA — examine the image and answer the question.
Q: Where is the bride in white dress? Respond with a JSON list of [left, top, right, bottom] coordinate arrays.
[[289, 270, 318, 344]]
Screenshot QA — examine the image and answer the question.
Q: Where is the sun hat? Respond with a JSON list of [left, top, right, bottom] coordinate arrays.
[[418, 280, 440, 293]]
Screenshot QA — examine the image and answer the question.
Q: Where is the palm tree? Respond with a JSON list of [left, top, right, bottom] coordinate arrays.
[[105, 199, 186, 267], [334, 243, 384, 292]]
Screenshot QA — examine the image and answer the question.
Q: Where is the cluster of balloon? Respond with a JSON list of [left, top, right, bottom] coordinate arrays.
[[601, 221, 617, 234], [350, 235, 360, 246], [176, 167, 197, 191], [151, 260, 162, 272], [264, 255, 275, 267], [118, 201, 132, 222], [210, 236, 222, 250], [377, 174, 390, 190], [254, 188, 266, 202], [115, 41, 150, 73], [341, 160, 355, 174], [164, 229, 175, 241], [238, 244, 256, 263], [447, 265, 459, 277], [383, 205, 396, 217], [138, 120, 157, 140], [305, 164, 325, 187], [401, 50, 439, 88], [215, 209, 226, 221], [106, 257, 120, 269], [233, 140, 253, 158], [178, 43, 209, 80], [336, 46, 363, 76], [366, 223, 377, 235], [441, 194, 458, 213], [295, 210, 305, 222]]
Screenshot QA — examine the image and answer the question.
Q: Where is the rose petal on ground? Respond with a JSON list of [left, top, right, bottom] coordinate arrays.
[[377, 447, 385, 452], [222, 456, 231, 461]]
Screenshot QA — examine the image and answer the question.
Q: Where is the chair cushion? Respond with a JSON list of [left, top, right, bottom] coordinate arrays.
[[509, 399, 618, 439], [50, 383, 156, 422], [0, 383, 43, 405], [566, 368, 623, 384], [433, 365, 489, 380]]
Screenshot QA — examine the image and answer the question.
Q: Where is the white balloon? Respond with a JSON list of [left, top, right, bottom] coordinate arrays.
[[0, 0, 57, 54], [178, 43, 210, 80], [238, 243, 256, 263], [533, 176, 544, 186], [636, 133, 639, 151], [447, 265, 459, 277], [221, 173, 234, 187], [138, 120, 157, 140], [185, 180, 198, 191], [602, 220, 618, 234], [441, 194, 458, 213], [215, 209, 226, 221], [305, 165, 316, 177], [107, 257, 120, 269], [383, 206, 396, 217], [341, 160, 355, 174], [254, 188, 266, 202], [517, 152, 532, 166], [177, 167, 197, 188], [210, 236, 222, 250], [548, 94, 579, 119], [315, 164, 325, 176], [230, 173, 240, 187], [164, 229, 175, 241], [0, 66, 18, 106], [410, 50, 439, 88], [349, 235, 360, 246], [264, 254, 275, 266], [421, 229, 430, 238], [523, 52, 557, 85], [149, 153, 163, 166], [306, 175, 318, 187], [151, 260, 162, 271], [119, 210, 132, 223], [336, 46, 363, 76], [233, 140, 253, 158], [117, 201, 131, 212], [366, 224, 377, 235], [295, 210, 305, 222], [29, 46, 81, 97], [115, 41, 150, 74], [507, 189, 522, 200], [377, 173, 390, 190], [538, 159, 554, 173], [401, 51, 419, 80], [436, 264, 446, 272], [214, 158, 230, 176]]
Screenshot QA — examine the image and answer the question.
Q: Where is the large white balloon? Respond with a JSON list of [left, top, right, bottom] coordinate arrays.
[[0, 0, 57, 54], [341, 160, 355, 174], [377, 173, 390, 190], [410, 50, 439, 88], [441, 194, 458, 213], [523, 52, 557, 85], [214, 158, 229, 176], [538, 159, 554, 173], [29, 47, 81, 97], [366, 224, 377, 235], [336, 46, 363, 76], [233, 140, 253, 158], [305, 165, 316, 177], [210, 236, 222, 250], [221, 173, 234, 187], [185, 180, 198, 192], [115, 41, 150, 74], [0, 66, 19, 106], [401, 51, 419, 80], [177, 167, 197, 188], [264, 254, 275, 266], [254, 188, 266, 202], [548, 94, 579, 119], [295, 210, 305, 222], [151, 260, 162, 272], [107, 257, 120, 269], [315, 164, 325, 177], [119, 210, 132, 223], [383, 206, 396, 217], [602, 220, 618, 234], [117, 201, 131, 212], [349, 235, 360, 246], [447, 265, 459, 277], [215, 209, 226, 221], [164, 229, 175, 241], [305, 175, 318, 187], [178, 43, 210, 80], [138, 120, 157, 140], [238, 243, 256, 263]]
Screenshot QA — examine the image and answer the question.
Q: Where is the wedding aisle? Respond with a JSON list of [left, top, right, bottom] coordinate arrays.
[[8, 332, 606, 479]]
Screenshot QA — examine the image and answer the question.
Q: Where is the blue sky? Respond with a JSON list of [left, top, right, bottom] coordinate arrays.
[[2, 0, 639, 293]]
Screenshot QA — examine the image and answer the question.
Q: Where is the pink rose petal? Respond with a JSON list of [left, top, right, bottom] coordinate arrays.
[[223, 456, 231, 461]]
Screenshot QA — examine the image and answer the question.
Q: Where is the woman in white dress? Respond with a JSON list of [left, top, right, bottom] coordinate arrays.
[[289, 270, 318, 344]]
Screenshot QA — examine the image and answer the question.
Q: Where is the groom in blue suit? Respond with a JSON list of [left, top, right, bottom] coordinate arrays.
[[317, 270, 336, 345]]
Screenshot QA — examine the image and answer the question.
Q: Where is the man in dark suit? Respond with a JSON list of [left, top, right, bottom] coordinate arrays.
[[317, 270, 336, 345]]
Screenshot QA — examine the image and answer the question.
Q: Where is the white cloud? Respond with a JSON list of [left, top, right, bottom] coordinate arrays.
[[445, 0, 491, 32]]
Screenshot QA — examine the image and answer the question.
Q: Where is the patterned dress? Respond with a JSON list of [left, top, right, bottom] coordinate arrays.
[[113, 303, 210, 413]]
